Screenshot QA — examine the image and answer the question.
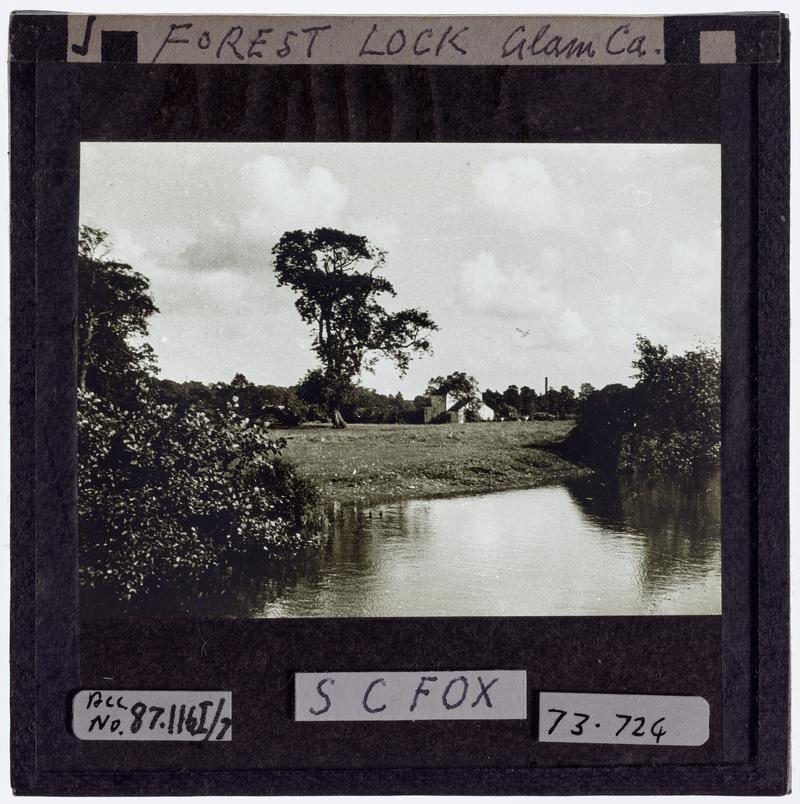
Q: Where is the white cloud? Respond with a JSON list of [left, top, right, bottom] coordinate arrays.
[[346, 214, 402, 250], [605, 225, 636, 254], [602, 225, 638, 270], [558, 308, 590, 343], [163, 267, 248, 301], [238, 156, 349, 241], [537, 246, 562, 276], [79, 142, 720, 393], [103, 227, 148, 266], [459, 249, 589, 350], [474, 157, 561, 231], [666, 236, 720, 293], [100, 225, 197, 279], [143, 225, 198, 260], [473, 157, 602, 238], [457, 251, 590, 351], [458, 251, 560, 319]]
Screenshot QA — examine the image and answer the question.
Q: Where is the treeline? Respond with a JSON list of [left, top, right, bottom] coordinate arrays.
[[155, 375, 305, 425], [482, 383, 589, 420], [154, 374, 427, 426], [157, 374, 593, 427]]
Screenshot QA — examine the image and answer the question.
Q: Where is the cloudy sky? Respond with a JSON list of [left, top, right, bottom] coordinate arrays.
[[80, 142, 720, 397]]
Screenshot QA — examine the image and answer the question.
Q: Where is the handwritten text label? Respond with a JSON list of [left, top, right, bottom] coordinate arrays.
[[295, 671, 527, 721], [539, 692, 709, 746], [72, 690, 232, 741], [65, 16, 666, 65]]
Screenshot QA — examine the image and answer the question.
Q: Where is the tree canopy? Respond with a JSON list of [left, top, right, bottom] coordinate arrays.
[[619, 335, 720, 473], [272, 228, 437, 426], [78, 225, 158, 406], [563, 336, 720, 475]]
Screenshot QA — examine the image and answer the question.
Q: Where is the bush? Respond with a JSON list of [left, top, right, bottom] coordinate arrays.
[[563, 339, 720, 476], [562, 383, 637, 470], [617, 339, 720, 474], [78, 389, 321, 600]]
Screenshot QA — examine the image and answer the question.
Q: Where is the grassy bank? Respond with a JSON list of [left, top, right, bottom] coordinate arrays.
[[272, 420, 587, 505]]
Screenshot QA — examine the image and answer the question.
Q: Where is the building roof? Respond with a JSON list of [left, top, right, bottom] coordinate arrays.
[[448, 398, 473, 412], [423, 394, 493, 412]]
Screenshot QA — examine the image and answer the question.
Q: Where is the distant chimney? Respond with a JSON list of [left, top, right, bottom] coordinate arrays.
[[545, 376, 549, 395]]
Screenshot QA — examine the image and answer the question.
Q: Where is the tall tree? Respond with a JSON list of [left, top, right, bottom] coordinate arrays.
[[519, 385, 536, 418], [503, 384, 521, 411], [272, 228, 437, 427], [560, 385, 577, 416], [78, 225, 158, 406], [482, 388, 518, 421]]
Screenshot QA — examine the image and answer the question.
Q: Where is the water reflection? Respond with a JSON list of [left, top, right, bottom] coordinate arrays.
[[563, 471, 721, 612], [83, 473, 721, 618]]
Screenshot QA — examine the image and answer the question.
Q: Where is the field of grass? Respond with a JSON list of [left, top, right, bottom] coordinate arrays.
[[272, 420, 587, 505]]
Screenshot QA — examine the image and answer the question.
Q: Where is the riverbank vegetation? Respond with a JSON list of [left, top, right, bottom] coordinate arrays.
[[78, 227, 320, 601], [561, 337, 720, 476]]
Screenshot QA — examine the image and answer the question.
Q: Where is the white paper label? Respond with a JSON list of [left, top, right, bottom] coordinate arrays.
[[295, 671, 527, 721], [72, 690, 232, 741], [65, 15, 666, 66], [539, 692, 709, 746]]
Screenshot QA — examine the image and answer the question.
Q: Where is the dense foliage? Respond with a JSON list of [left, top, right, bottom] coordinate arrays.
[[618, 337, 721, 474], [272, 228, 437, 427], [79, 391, 320, 599], [563, 337, 720, 475], [78, 227, 320, 601], [78, 226, 158, 407]]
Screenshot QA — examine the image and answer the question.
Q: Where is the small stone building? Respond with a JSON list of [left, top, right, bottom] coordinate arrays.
[[423, 392, 454, 423], [423, 394, 495, 423]]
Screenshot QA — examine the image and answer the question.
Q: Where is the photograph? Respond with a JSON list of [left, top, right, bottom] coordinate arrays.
[[77, 141, 721, 618]]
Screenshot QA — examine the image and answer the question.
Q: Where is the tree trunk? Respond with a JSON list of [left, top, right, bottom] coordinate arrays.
[[331, 408, 348, 429]]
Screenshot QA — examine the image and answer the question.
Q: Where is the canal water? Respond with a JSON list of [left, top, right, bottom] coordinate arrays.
[[95, 472, 721, 617]]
